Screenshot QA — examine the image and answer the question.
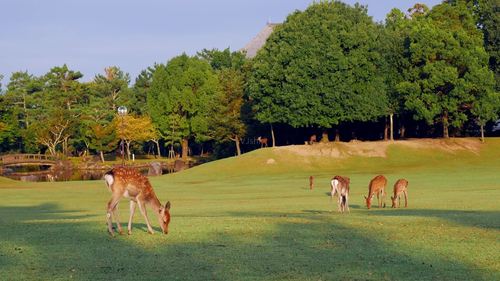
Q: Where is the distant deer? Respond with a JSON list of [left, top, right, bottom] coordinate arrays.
[[330, 175, 350, 213], [309, 134, 317, 144], [391, 179, 409, 208], [364, 175, 387, 209], [103, 167, 171, 236], [257, 136, 268, 148]]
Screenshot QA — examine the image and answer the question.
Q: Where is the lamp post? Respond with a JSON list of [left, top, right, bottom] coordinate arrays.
[[117, 106, 128, 165]]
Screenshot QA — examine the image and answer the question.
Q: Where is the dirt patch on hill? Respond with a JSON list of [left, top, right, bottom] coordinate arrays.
[[275, 138, 481, 158]]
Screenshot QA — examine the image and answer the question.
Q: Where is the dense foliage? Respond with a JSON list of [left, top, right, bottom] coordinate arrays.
[[0, 0, 498, 158]]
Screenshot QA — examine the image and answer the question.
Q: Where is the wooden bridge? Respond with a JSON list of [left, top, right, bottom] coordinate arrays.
[[0, 154, 58, 167]]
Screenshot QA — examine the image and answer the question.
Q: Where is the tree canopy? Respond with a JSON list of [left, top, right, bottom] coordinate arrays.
[[248, 1, 388, 130]]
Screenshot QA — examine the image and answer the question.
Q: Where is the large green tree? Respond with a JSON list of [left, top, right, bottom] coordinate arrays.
[[446, 0, 500, 90], [199, 48, 248, 155], [148, 54, 220, 160], [91, 66, 132, 112], [2, 72, 43, 152], [37, 65, 87, 155], [248, 1, 387, 142], [380, 8, 414, 139], [400, 2, 496, 138]]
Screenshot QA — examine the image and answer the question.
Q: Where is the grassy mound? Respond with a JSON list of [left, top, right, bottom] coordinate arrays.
[[1, 138, 499, 280]]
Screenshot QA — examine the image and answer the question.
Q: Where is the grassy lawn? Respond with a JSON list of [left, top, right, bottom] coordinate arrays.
[[1, 138, 499, 280]]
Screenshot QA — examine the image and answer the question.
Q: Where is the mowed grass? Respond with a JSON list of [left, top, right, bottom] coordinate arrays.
[[1, 139, 499, 281]]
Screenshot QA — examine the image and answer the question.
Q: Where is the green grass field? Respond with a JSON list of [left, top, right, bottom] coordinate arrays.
[[1, 139, 499, 280]]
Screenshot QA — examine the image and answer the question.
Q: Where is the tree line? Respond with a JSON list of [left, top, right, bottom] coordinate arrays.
[[0, 0, 498, 160]]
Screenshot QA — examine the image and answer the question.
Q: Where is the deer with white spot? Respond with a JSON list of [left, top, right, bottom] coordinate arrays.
[[103, 167, 171, 236], [330, 175, 350, 213]]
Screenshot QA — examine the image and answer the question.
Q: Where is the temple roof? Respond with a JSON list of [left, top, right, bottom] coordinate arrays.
[[241, 23, 279, 58]]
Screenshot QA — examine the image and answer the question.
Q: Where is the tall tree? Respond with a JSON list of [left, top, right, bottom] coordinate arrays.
[[148, 54, 220, 160], [248, 1, 387, 142], [92, 66, 132, 111], [446, 0, 500, 90], [381, 8, 413, 139], [400, 2, 496, 138], [40, 65, 86, 155], [132, 66, 158, 115], [114, 114, 157, 160], [199, 48, 248, 155], [210, 68, 247, 155]]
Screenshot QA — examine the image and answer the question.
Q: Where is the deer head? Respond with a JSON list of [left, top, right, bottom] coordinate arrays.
[[158, 201, 171, 234], [364, 195, 373, 209]]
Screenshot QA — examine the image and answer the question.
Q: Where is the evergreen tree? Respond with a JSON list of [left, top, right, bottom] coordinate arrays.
[[148, 54, 220, 160]]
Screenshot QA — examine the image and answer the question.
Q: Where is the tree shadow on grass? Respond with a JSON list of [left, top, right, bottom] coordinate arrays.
[[368, 208, 500, 230], [0, 204, 498, 280]]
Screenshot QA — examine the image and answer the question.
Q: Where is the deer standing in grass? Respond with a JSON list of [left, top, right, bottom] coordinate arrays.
[[391, 179, 409, 208], [257, 136, 268, 148], [364, 175, 387, 209], [330, 175, 350, 213], [104, 167, 171, 236]]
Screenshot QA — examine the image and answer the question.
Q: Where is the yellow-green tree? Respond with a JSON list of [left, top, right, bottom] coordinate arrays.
[[115, 115, 157, 160]]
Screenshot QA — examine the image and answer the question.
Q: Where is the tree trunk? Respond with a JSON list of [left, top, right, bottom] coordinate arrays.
[[126, 141, 131, 160], [100, 151, 105, 163], [384, 116, 389, 141], [480, 123, 485, 143], [235, 136, 242, 156], [443, 112, 449, 138], [152, 139, 161, 158], [182, 138, 189, 160], [400, 124, 406, 139], [335, 129, 340, 142], [270, 124, 276, 147], [390, 113, 394, 141]]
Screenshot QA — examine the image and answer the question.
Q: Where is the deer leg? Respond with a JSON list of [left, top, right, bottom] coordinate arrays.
[[112, 203, 123, 234], [345, 193, 350, 213], [404, 190, 408, 208], [106, 194, 121, 236], [128, 200, 136, 235], [381, 188, 386, 208], [337, 195, 342, 213], [137, 200, 154, 234]]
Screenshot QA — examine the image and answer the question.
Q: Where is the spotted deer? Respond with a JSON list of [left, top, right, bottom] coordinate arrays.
[[330, 175, 350, 213], [391, 179, 409, 208], [364, 175, 387, 209], [103, 167, 171, 236]]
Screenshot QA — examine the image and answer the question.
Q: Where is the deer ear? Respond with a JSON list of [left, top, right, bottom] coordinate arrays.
[[165, 201, 171, 210]]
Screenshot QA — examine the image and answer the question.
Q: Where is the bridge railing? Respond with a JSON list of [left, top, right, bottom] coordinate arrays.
[[0, 154, 58, 165]]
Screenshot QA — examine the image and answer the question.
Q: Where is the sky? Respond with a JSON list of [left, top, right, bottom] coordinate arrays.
[[0, 0, 443, 86]]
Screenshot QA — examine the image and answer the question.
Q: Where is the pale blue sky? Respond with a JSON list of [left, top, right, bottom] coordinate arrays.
[[0, 0, 442, 85]]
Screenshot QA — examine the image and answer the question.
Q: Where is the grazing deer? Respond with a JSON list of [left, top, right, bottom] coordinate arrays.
[[330, 175, 350, 213], [391, 179, 409, 208], [309, 134, 317, 144], [364, 175, 387, 209], [257, 136, 268, 148], [103, 167, 171, 236]]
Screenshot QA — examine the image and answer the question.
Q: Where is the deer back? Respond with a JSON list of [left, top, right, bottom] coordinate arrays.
[[368, 175, 387, 195], [333, 175, 350, 193], [105, 167, 154, 198], [393, 179, 408, 195]]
